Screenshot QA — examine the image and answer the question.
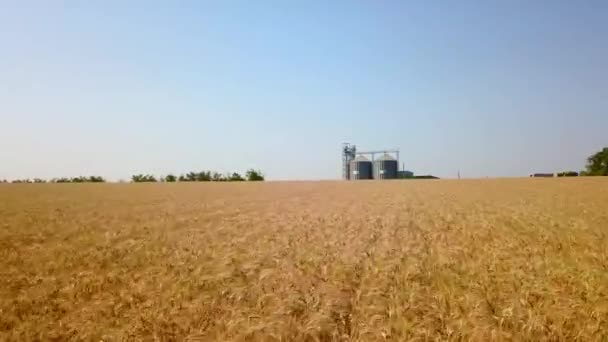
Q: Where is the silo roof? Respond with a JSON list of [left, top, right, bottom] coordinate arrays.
[[353, 155, 370, 162], [376, 153, 396, 161]]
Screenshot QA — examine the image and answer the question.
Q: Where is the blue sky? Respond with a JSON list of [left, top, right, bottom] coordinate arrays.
[[1, 1, 606, 180]]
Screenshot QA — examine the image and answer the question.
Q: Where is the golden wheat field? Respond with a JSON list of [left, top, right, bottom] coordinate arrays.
[[1, 179, 607, 341]]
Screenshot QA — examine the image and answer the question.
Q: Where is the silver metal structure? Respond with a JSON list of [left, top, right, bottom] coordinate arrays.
[[342, 143, 357, 180], [342, 143, 400, 180]]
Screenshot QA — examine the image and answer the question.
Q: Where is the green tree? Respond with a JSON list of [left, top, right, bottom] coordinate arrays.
[[165, 174, 177, 182], [584, 147, 608, 176], [228, 172, 245, 181], [196, 171, 211, 181], [557, 171, 578, 177], [211, 172, 225, 182], [246, 169, 264, 181], [185, 172, 198, 182], [131, 174, 157, 182], [87, 176, 105, 182]]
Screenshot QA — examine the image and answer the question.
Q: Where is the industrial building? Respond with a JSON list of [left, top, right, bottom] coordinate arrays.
[[342, 143, 408, 180]]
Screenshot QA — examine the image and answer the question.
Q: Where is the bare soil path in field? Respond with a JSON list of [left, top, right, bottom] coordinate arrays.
[[1, 179, 607, 340]]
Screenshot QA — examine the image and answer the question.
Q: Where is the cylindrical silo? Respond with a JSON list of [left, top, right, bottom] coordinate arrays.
[[350, 156, 372, 180], [373, 153, 398, 179]]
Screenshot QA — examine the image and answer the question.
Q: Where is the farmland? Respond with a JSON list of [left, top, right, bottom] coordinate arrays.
[[1, 179, 607, 340]]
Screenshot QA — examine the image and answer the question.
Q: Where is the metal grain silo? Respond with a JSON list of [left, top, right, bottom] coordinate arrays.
[[350, 156, 372, 180], [374, 153, 398, 179]]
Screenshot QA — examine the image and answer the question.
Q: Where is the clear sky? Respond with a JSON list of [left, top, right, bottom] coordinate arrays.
[[1, 1, 606, 180]]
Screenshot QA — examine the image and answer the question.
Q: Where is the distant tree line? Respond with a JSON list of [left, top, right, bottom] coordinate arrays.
[[0, 169, 264, 183], [557, 171, 579, 177], [535, 147, 608, 177], [131, 169, 264, 183], [0, 176, 106, 184], [0, 170, 265, 184], [3, 148, 606, 183]]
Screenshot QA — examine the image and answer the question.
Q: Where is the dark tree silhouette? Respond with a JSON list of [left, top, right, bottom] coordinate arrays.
[[246, 169, 264, 181], [584, 147, 608, 176]]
